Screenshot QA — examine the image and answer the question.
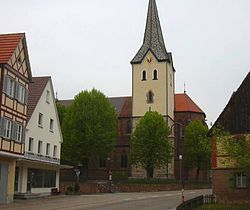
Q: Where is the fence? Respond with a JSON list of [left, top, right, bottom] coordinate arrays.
[[177, 194, 215, 210]]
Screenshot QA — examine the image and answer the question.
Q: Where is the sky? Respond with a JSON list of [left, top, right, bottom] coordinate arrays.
[[1, 0, 250, 125]]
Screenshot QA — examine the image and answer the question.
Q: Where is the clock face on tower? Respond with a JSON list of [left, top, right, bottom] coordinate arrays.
[[147, 56, 152, 63]]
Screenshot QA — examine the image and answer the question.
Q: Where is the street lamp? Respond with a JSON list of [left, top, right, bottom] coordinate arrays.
[[170, 122, 185, 203], [179, 154, 183, 184], [107, 153, 113, 192]]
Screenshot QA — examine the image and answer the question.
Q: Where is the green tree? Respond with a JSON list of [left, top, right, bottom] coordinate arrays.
[[224, 135, 250, 169], [211, 125, 250, 169], [61, 89, 117, 170], [184, 120, 210, 180], [56, 101, 66, 125], [131, 111, 173, 178]]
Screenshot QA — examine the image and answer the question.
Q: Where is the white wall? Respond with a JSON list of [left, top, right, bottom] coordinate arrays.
[[25, 79, 62, 160]]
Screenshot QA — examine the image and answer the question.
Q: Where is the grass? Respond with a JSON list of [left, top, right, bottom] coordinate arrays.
[[197, 204, 250, 209]]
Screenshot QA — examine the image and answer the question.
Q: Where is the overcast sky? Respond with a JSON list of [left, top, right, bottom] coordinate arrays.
[[1, 0, 250, 125]]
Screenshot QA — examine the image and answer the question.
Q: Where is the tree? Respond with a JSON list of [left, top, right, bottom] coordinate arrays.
[[131, 111, 173, 178], [212, 125, 250, 170], [223, 135, 250, 169], [184, 120, 210, 180], [61, 89, 117, 169], [56, 101, 66, 125]]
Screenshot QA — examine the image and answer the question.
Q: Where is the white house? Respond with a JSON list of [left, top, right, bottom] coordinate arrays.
[[15, 76, 63, 195]]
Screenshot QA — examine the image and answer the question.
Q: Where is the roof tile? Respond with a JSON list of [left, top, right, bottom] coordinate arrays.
[[27, 77, 50, 122], [175, 93, 204, 114], [0, 33, 24, 64]]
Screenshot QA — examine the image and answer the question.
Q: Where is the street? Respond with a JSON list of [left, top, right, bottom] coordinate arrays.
[[0, 189, 211, 210]]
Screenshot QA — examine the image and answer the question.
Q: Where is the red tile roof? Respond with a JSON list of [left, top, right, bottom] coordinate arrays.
[[27, 77, 50, 122], [0, 33, 24, 64], [120, 97, 132, 117], [175, 93, 204, 114]]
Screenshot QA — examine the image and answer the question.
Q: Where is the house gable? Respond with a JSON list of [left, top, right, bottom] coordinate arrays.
[[0, 33, 32, 82], [25, 77, 63, 164]]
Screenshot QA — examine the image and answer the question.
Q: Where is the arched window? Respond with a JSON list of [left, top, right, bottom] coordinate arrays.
[[153, 69, 158, 80], [121, 152, 128, 168], [126, 120, 131, 134], [142, 70, 147, 81], [147, 90, 154, 104]]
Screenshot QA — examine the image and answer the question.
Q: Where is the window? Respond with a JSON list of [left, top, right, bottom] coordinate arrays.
[[121, 152, 128, 168], [53, 145, 57, 157], [38, 113, 43, 127], [4, 119, 12, 139], [28, 168, 56, 188], [3, 76, 15, 98], [142, 70, 147, 81], [18, 85, 26, 104], [46, 90, 50, 103], [126, 120, 131, 134], [28, 138, 34, 152], [16, 124, 23, 142], [38, 140, 43, 154], [46, 143, 50, 156], [49, 119, 54, 131], [147, 90, 154, 104], [99, 158, 106, 168], [236, 172, 247, 188], [153, 69, 158, 80], [170, 73, 172, 86]]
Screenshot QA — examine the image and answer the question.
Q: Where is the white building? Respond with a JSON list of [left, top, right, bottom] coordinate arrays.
[[15, 76, 63, 195]]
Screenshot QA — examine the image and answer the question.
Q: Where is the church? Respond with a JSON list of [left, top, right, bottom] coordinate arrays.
[[60, 0, 206, 181]]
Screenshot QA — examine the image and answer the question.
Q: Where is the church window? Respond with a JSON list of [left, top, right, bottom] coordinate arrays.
[[147, 90, 154, 104], [153, 69, 158, 80], [126, 120, 131, 134], [121, 152, 128, 168], [142, 70, 147, 81]]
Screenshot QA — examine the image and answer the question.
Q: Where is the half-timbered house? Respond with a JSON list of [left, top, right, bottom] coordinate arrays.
[[0, 33, 32, 203]]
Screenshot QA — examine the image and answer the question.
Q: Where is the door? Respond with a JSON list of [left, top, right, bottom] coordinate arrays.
[[0, 163, 8, 203]]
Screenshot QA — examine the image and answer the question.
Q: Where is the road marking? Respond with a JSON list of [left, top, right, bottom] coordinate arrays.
[[138, 196, 148, 199], [151, 195, 160, 198], [188, 191, 196, 194], [123, 198, 133, 201]]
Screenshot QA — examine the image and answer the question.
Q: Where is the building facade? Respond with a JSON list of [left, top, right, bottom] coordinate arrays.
[[212, 71, 250, 203], [0, 33, 32, 203], [16, 77, 63, 195]]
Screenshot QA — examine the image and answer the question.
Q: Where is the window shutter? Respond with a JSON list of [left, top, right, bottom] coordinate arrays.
[[24, 89, 28, 105], [229, 172, 236, 188], [22, 126, 26, 143], [3, 76, 9, 94], [12, 122, 18, 140], [0, 118, 4, 137], [15, 83, 20, 100], [246, 170, 250, 188]]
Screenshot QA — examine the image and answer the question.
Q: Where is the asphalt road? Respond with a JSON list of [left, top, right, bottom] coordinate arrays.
[[0, 189, 211, 210]]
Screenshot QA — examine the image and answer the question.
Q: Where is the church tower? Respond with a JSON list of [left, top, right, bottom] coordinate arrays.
[[131, 0, 175, 178], [131, 0, 175, 127]]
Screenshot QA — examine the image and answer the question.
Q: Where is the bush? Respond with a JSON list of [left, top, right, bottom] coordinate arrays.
[[112, 171, 129, 181], [74, 182, 80, 193], [66, 186, 73, 195]]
